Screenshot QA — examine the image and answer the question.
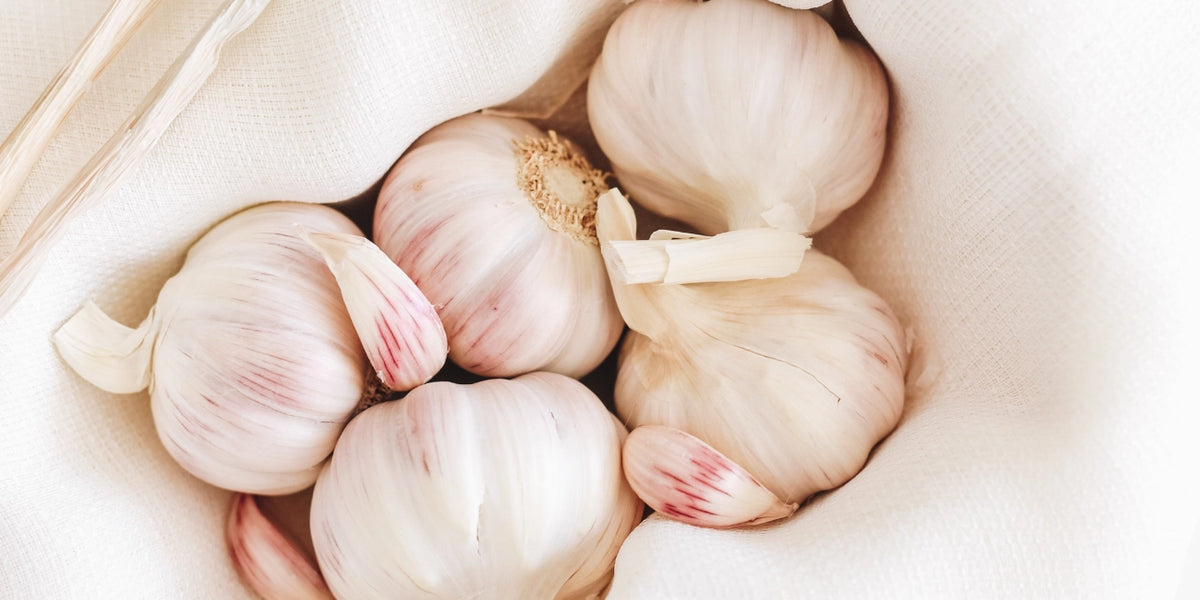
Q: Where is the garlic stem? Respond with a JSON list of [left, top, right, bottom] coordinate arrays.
[[227, 493, 334, 600], [52, 301, 155, 394], [603, 227, 810, 285], [0, 0, 271, 319], [595, 188, 680, 341], [0, 0, 162, 225]]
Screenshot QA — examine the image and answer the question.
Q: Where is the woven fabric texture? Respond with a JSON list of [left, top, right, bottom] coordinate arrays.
[[1, 0, 1197, 598]]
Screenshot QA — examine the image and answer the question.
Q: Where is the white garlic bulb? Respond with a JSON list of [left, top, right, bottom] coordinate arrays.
[[310, 372, 643, 600], [373, 113, 623, 378], [588, 0, 889, 235], [597, 189, 907, 507], [53, 202, 443, 495]]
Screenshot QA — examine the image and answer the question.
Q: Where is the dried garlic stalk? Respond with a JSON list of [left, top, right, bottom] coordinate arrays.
[[0, 0, 271, 319], [0, 0, 162, 222]]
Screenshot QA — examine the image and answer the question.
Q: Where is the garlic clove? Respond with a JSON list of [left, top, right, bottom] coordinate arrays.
[[622, 425, 797, 529], [298, 227, 447, 391], [226, 493, 334, 600]]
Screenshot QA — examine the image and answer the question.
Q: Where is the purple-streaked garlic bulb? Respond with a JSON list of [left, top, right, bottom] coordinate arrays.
[[597, 189, 907, 521], [373, 113, 623, 378], [54, 202, 446, 494], [310, 372, 643, 600]]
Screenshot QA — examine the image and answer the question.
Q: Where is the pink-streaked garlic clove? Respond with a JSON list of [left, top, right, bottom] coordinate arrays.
[[298, 228, 448, 391], [226, 493, 334, 600], [622, 425, 797, 529]]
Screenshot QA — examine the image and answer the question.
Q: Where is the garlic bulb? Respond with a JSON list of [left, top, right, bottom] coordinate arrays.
[[588, 0, 888, 235], [597, 189, 907, 507], [310, 372, 643, 600], [55, 203, 389, 495], [227, 493, 333, 600], [373, 113, 623, 378]]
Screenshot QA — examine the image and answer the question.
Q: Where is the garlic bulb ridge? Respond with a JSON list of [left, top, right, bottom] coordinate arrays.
[[310, 372, 642, 600], [373, 113, 624, 379], [597, 189, 907, 506], [588, 0, 889, 235], [54, 202, 369, 495]]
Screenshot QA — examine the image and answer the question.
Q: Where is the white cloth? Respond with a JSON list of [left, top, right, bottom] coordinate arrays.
[[1, 0, 1197, 598]]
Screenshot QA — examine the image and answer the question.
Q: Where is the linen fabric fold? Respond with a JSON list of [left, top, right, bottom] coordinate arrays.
[[1, 0, 1197, 598]]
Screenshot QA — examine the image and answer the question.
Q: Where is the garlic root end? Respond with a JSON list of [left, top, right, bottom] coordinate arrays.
[[52, 301, 154, 395]]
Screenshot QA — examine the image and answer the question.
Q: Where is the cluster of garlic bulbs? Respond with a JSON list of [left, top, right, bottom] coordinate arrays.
[[57, 111, 640, 596], [579, 0, 908, 528], [51, 0, 909, 595]]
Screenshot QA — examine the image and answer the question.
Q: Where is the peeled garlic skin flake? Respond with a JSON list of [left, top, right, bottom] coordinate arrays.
[[588, 0, 889, 234], [615, 250, 907, 506], [310, 372, 642, 600], [373, 113, 623, 379]]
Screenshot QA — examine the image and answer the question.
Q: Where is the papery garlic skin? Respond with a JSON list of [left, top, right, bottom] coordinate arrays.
[[373, 113, 623, 378], [55, 203, 367, 495], [310, 372, 642, 600], [588, 0, 888, 235], [597, 190, 906, 506]]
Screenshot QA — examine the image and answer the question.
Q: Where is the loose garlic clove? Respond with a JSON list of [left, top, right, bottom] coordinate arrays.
[[373, 113, 624, 378], [310, 372, 643, 600], [597, 189, 908, 506], [226, 493, 334, 600], [623, 425, 797, 529], [588, 0, 888, 235], [298, 228, 447, 391], [54, 202, 368, 495]]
